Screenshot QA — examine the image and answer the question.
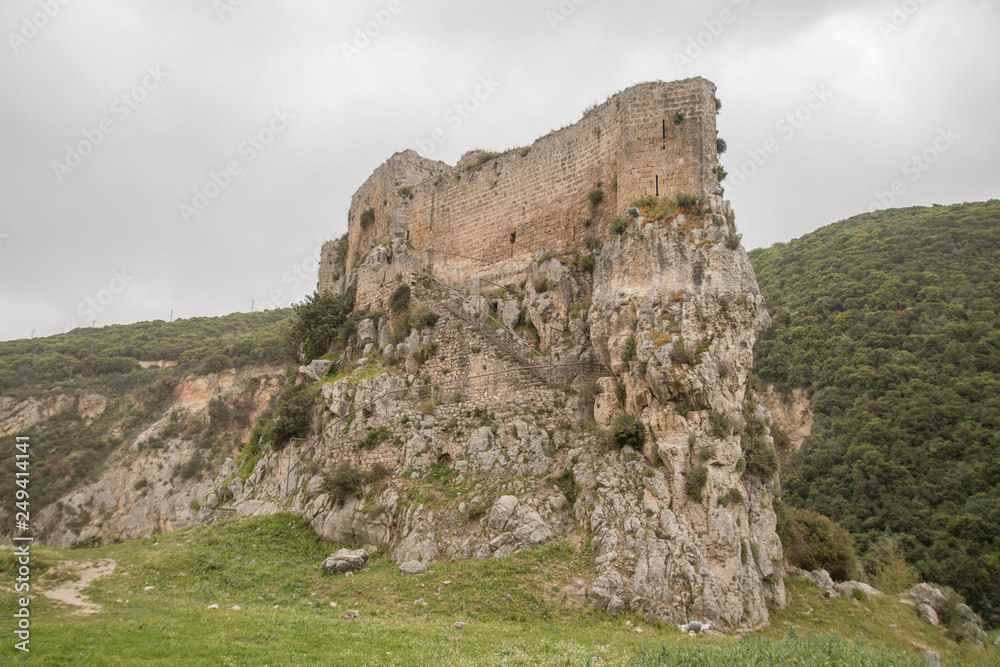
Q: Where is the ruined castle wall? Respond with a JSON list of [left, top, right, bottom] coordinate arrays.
[[334, 78, 719, 291], [346, 153, 450, 269]]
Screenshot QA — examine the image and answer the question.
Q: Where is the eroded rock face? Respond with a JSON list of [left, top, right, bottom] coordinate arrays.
[[0, 394, 76, 437], [36, 194, 787, 632], [34, 367, 285, 548], [579, 198, 785, 628]]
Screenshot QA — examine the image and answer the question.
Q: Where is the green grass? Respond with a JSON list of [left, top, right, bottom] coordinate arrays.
[[760, 579, 997, 665], [2, 516, 995, 665]]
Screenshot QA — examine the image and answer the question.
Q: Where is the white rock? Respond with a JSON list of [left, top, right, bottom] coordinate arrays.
[[320, 548, 370, 574], [399, 561, 427, 575]]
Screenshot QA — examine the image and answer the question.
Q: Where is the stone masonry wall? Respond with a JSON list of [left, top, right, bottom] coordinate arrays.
[[331, 78, 719, 292]]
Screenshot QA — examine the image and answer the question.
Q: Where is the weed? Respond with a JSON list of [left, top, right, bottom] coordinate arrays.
[[612, 414, 645, 450], [685, 466, 708, 502], [359, 208, 375, 230]]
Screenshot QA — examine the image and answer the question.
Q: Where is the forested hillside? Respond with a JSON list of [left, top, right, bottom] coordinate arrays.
[[0, 310, 292, 395], [0, 309, 293, 521], [749, 201, 1000, 625]]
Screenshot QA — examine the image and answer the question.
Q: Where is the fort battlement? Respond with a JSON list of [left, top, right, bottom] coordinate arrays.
[[320, 77, 720, 299]]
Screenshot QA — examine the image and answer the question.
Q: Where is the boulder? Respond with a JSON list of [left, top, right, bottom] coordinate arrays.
[[305, 359, 335, 378], [358, 318, 377, 347], [905, 583, 945, 611], [788, 568, 834, 590], [587, 571, 625, 616], [921, 649, 944, 667], [298, 365, 322, 383], [833, 581, 882, 600], [499, 298, 521, 331], [320, 548, 369, 574], [399, 561, 427, 575], [918, 603, 939, 626]]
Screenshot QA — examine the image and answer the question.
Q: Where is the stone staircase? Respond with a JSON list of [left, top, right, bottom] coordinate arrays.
[[417, 276, 558, 387]]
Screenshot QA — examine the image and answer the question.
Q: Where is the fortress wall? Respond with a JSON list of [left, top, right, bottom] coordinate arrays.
[[346, 153, 449, 269], [332, 78, 719, 292]]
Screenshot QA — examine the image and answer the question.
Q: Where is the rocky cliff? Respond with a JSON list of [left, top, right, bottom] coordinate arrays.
[[14, 192, 785, 630], [202, 192, 786, 629], [23, 367, 285, 548]]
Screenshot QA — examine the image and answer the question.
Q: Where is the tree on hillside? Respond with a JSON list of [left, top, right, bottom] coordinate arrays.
[[286, 291, 355, 361]]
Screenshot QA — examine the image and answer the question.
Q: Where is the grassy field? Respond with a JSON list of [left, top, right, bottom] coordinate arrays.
[[2, 514, 997, 666]]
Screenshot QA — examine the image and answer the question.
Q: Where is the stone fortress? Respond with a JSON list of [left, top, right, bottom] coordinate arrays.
[[40, 77, 792, 629], [318, 77, 722, 301]]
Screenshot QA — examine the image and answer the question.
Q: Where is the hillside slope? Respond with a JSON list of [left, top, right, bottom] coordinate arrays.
[[3, 514, 996, 665], [749, 201, 1000, 625], [0, 310, 292, 536]]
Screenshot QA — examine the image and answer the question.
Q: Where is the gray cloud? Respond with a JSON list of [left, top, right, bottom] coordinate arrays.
[[1, 0, 997, 340]]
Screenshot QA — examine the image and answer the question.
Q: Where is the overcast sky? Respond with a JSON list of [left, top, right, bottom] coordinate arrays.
[[1, 0, 996, 342]]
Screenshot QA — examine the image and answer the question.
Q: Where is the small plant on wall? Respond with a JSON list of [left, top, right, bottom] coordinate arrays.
[[359, 208, 375, 230]]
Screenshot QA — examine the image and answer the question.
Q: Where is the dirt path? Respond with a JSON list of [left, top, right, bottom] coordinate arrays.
[[40, 560, 117, 615]]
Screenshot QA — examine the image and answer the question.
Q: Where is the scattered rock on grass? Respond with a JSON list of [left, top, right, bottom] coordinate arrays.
[[399, 561, 427, 575], [918, 603, 939, 627], [320, 549, 370, 574]]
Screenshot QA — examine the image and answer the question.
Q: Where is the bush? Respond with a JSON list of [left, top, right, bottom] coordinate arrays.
[[614, 382, 627, 405], [578, 254, 594, 273], [359, 426, 390, 450], [709, 411, 734, 438], [621, 336, 637, 362], [718, 487, 744, 507], [588, 188, 604, 208], [716, 137, 727, 154], [465, 505, 487, 523], [725, 230, 742, 250], [200, 353, 231, 375], [584, 234, 601, 250], [673, 111, 685, 124], [670, 337, 697, 366], [742, 432, 779, 480], [359, 208, 375, 229], [533, 277, 549, 294], [685, 466, 708, 502], [267, 386, 317, 450], [413, 307, 440, 330], [336, 234, 349, 266], [553, 469, 581, 505], [287, 291, 355, 361], [786, 507, 860, 581], [397, 186, 413, 199], [612, 413, 645, 450], [389, 284, 411, 314], [323, 463, 363, 508], [610, 216, 628, 236], [363, 462, 391, 486], [866, 537, 919, 594], [716, 165, 728, 182], [676, 193, 698, 210]]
